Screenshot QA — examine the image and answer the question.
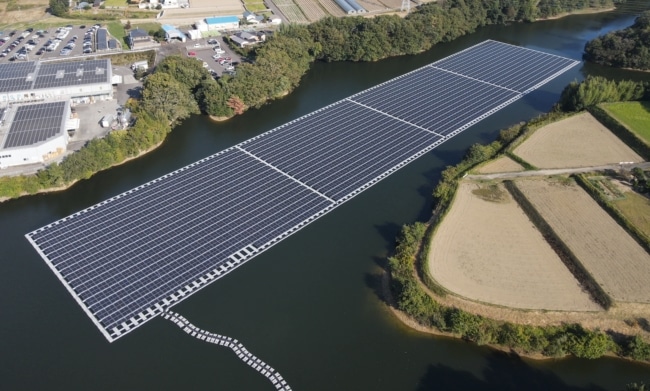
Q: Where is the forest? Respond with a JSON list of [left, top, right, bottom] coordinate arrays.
[[584, 11, 650, 70]]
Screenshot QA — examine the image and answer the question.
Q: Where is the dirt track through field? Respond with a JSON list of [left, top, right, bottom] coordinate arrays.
[[516, 179, 650, 303], [513, 112, 643, 168], [428, 181, 600, 311]]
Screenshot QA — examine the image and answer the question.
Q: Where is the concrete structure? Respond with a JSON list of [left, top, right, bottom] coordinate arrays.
[[0, 59, 113, 105], [0, 100, 79, 169], [205, 16, 240, 31]]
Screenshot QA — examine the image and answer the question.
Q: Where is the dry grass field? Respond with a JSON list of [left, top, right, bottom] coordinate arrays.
[[295, 0, 327, 21], [476, 156, 524, 174], [318, 0, 345, 16], [0, 0, 49, 26], [428, 181, 600, 311], [513, 112, 643, 169], [516, 178, 650, 303]]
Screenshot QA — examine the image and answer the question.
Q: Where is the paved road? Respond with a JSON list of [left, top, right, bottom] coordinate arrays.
[[465, 161, 650, 180]]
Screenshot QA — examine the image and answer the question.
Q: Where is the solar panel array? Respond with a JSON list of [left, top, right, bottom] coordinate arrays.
[[0, 61, 37, 93], [26, 40, 579, 342], [4, 101, 68, 148], [96, 29, 108, 51], [0, 59, 111, 95], [34, 60, 111, 90]]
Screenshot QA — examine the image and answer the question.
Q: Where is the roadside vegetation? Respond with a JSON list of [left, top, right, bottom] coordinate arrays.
[[584, 11, 650, 71], [386, 76, 650, 362]]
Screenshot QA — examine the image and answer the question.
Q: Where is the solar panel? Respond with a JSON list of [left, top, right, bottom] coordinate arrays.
[[3, 101, 67, 148], [34, 60, 111, 90], [96, 29, 108, 51], [0, 59, 111, 94], [25, 40, 579, 342], [0, 61, 37, 93]]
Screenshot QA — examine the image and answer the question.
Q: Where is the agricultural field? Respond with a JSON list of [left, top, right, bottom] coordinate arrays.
[[375, 0, 404, 10], [613, 188, 650, 240], [476, 156, 524, 174], [295, 0, 327, 21], [513, 112, 643, 168], [601, 101, 650, 145], [516, 178, 650, 303], [357, 0, 388, 11], [277, 2, 309, 22], [317, 0, 346, 16], [0, 0, 48, 25], [104, 0, 127, 7], [244, 1, 268, 12], [428, 181, 600, 311]]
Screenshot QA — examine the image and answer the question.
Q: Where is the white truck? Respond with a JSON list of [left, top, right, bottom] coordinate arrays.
[[131, 60, 149, 71]]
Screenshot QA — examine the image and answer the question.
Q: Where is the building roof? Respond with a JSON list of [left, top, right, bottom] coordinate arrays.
[[205, 16, 239, 25], [129, 28, 150, 39], [0, 59, 112, 95], [2, 101, 68, 149]]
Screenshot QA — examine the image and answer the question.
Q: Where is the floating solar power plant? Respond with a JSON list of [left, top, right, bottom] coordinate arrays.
[[26, 40, 579, 342], [3, 101, 68, 148]]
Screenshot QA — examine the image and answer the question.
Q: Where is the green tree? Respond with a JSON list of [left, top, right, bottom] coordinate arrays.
[[141, 72, 199, 124], [49, 0, 68, 16]]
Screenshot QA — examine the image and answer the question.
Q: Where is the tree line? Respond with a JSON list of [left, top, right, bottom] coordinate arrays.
[[584, 11, 650, 70]]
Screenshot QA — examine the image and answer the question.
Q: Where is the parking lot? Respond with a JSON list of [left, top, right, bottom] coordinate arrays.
[[182, 36, 242, 78], [0, 24, 107, 63]]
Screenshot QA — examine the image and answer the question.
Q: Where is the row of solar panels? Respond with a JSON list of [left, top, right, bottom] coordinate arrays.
[[26, 40, 580, 341]]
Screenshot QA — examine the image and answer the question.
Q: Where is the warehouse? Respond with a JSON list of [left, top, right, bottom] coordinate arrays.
[[204, 16, 240, 31], [0, 59, 113, 104], [0, 100, 79, 169]]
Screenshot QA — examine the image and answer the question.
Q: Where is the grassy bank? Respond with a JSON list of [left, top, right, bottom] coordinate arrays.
[[600, 102, 650, 145]]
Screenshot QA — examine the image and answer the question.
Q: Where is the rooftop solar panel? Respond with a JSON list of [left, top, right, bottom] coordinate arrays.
[[26, 40, 580, 342], [0, 61, 37, 93], [34, 60, 111, 90], [3, 101, 67, 148], [0, 59, 111, 94]]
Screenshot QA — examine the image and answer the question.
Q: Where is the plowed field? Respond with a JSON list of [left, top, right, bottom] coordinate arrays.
[[516, 179, 650, 303], [476, 156, 524, 174], [428, 181, 600, 311], [513, 112, 642, 168]]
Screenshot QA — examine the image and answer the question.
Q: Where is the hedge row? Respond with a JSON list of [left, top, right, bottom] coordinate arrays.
[[504, 180, 613, 309]]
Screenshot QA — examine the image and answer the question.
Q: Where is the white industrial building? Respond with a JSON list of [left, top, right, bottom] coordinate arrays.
[[0, 58, 111, 169], [0, 100, 79, 169], [0, 59, 113, 104], [203, 16, 240, 31]]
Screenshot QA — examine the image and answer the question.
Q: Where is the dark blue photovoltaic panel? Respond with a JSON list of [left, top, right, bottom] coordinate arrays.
[[4, 101, 67, 148], [97, 29, 108, 51], [29, 149, 331, 332], [432, 40, 577, 92], [25, 40, 579, 342], [349, 67, 518, 135], [243, 100, 442, 200]]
